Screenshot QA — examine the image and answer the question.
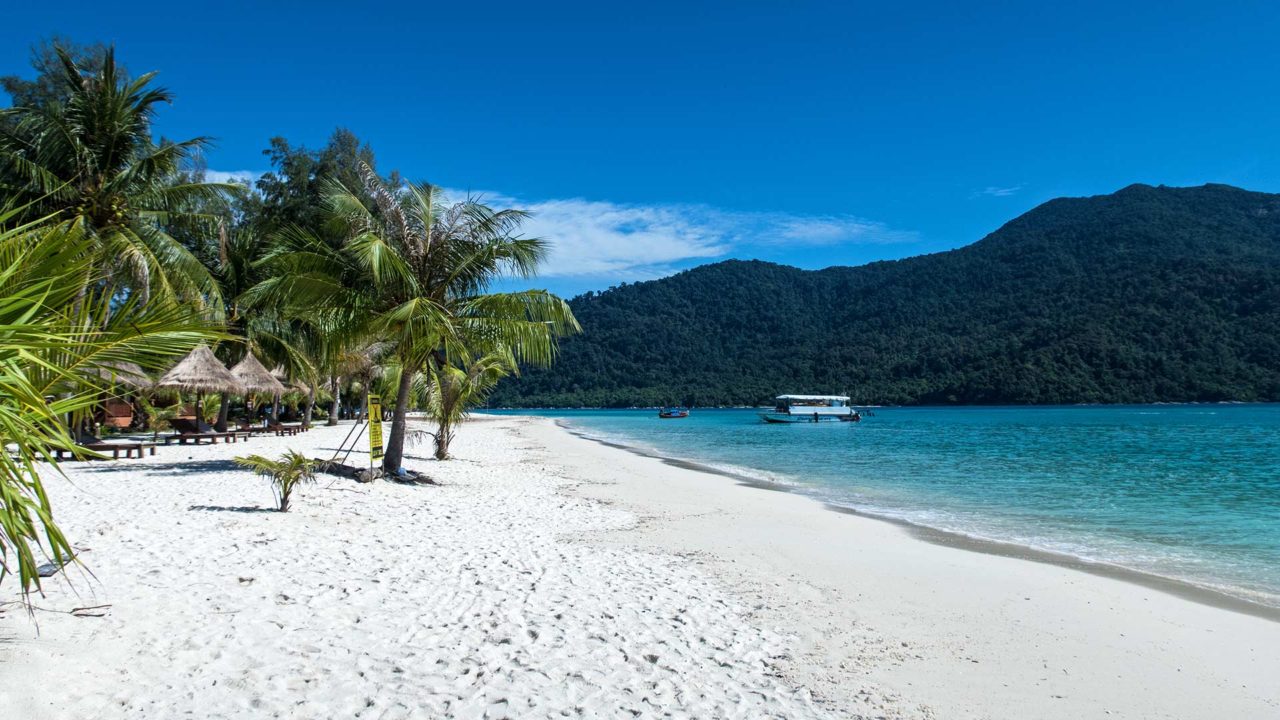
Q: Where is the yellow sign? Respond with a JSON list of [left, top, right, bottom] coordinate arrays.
[[368, 394, 383, 463]]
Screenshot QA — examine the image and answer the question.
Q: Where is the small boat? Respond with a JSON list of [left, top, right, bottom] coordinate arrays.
[[759, 395, 862, 424], [658, 407, 690, 419]]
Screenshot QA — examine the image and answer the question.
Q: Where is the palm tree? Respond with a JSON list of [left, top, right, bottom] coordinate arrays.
[[0, 213, 222, 596], [136, 395, 180, 441], [254, 163, 579, 474], [243, 218, 374, 424], [234, 450, 318, 512], [208, 224, 260, 429], [425, 351, 516, 459], [338, 165, 580, 474], [0, 46, 231, 310]]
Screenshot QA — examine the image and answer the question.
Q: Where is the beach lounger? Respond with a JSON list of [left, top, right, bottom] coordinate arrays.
[[267, 421, 303, 436], [235, 420, 300, 437], [163, 419, 251, 445], [54, 433, 157, 460], [235, 421, 276, 437]]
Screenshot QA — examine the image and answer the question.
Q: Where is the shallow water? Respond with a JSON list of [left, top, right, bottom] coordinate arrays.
[[490, 405, 1280, 607]]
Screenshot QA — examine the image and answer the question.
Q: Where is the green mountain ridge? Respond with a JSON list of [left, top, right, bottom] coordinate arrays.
[[491, 183, 1280, 407]]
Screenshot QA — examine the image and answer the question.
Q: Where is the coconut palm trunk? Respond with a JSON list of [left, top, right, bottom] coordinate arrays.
[[303, 385, 316, 426], [434, 416, 454, 460], [381, 359, 418, 474], [215, 394, 231, 431], [246, 163, 580, 470], [327, 373, 340, 425]]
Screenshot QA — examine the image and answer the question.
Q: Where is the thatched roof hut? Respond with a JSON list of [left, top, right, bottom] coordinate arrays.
[[271, 366, 311, 394], [155, 345, 243, 394], [95, 361, 152, 390], [232, 354, 287, 395]]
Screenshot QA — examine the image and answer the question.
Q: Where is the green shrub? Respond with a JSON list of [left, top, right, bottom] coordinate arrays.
[[234, 451, 318, 512]]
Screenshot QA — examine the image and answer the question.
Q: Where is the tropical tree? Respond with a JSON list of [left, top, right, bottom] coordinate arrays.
[[254, 128, 397, 237], [0, 214, 221, 596], [424, 351, 516, 460], [1, 38, 112, 111], [234, 450, 318, 512], [207, 224, 276, 429], [0, 46, 232, 309], [136, 395, 180, 441], [335, 165, 580, 474], [250, 162, 580, 475]]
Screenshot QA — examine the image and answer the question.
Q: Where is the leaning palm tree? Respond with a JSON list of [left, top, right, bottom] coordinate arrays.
[[250, 162, 580, 475], [0, 213, 222, 597], [336, 165, 580, 474], [424, 351, 516, 460], [0, 46, 231, 310]]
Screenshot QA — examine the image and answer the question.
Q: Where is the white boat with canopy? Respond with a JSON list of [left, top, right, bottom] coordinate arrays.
[[759, 395, 862, 424]]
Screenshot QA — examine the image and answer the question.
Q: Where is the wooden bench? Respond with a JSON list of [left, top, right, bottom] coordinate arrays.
[[163, 430, 250, 445], [55, 442, 157, 461], [268, 423, 303, 436], [168, 419, 252, 445]]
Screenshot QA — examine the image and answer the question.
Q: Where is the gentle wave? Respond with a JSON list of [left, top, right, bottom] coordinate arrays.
[[532, 406, 1280, 610]]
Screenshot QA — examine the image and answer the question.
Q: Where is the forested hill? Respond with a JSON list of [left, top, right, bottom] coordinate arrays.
[[491, 183, 1280, 407]]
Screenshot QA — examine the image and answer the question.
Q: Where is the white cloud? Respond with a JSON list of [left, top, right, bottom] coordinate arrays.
[[444, 189, 918, 278], [205, 173, 915, 277], [772, 215, 917, 245], [205, 169, 263, 186], [973, 184, 1023, 198], [518, 198, 729, 276]]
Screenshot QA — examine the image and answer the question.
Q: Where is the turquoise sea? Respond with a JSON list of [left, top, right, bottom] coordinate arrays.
[[492, 405, 1280, 608]]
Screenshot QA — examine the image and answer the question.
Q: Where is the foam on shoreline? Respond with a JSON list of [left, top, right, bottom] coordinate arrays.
[[531, 415, 1280, 718], [553, 418, 1280, 617]]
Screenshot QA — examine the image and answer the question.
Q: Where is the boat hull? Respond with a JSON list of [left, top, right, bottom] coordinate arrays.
[[759, 412, 852, 424]]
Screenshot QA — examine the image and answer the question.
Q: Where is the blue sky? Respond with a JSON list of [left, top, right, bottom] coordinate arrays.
[[5, 1, 1280, 296]]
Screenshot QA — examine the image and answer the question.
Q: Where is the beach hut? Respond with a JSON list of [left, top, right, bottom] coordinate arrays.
[[96, 361, 153, 391], [93, 361, 153, 428], [155, 345, 244, 425], [271, 366, 310, 394], [269, 365, 311, 400], [232, 353, 286, 396], [232, 354, 287, 423]]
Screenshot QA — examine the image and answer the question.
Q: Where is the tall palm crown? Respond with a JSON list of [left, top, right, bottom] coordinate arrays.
[[248, 162, 579, 471], [329, 163, 570, 361], [0, 47, 228, 309]]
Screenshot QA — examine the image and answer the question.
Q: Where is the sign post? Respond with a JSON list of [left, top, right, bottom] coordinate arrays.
[[368, 394, 383, 471]]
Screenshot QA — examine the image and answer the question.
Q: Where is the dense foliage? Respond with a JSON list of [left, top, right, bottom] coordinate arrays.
[[0, 40, 574, 595], [492, 183, 1280, 407]]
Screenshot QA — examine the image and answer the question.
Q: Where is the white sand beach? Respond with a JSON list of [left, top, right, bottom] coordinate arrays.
[[3, 415, 1278, 719]]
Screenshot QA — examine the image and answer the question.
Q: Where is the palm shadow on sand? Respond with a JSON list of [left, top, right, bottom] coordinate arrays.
[[187, 504, 276, 513], [76, 458, 244, 477]]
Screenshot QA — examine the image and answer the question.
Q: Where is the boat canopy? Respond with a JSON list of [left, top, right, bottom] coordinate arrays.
[[776, 395, 850, 401]]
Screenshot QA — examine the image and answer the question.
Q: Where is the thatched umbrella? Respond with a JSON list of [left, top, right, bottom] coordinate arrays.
[[95, 361, 152, 390], [155, 345, 243, 424], [232, 354, 287, 395], [233, 354, 287, 423], [271, 366, 310, 394]]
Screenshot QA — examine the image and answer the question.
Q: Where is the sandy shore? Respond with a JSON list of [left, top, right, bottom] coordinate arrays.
[[2, 415, 1278, 719], [532, 417, 1280, 719]]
